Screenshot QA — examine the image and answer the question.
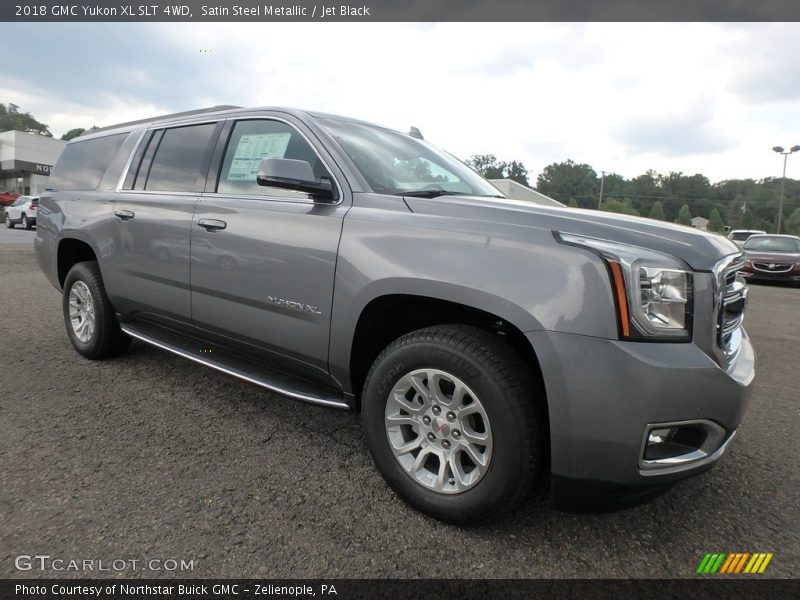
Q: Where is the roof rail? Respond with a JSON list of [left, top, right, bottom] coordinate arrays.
[[86, 105, 242, 135]]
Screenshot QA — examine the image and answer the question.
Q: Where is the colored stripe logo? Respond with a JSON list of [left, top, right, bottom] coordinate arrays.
[[696, 552, 773, 574]]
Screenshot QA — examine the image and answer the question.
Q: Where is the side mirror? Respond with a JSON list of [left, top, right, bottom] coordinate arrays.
[[256, 158, 337, 202]]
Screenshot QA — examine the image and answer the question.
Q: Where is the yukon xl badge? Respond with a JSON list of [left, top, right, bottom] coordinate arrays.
[[266, 296, 323, 315]]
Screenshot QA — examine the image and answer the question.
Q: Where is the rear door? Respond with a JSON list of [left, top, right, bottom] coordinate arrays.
[[190, 115, 351, 385], [108, 121, 222, 325]]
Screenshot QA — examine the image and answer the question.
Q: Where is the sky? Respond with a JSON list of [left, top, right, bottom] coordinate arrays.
[[2, 22, 800, 184]]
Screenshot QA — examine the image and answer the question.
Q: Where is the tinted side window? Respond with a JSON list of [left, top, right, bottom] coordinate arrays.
[[217, 120, 329, 199], [50, 133, 128, 191], [145, 123, 216, 192]]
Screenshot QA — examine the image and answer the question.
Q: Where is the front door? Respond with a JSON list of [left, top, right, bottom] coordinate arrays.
[[190, 117, 350, 385]]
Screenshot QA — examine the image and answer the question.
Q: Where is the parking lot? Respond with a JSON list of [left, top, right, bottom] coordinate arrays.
[[0, 242, 797, 579]]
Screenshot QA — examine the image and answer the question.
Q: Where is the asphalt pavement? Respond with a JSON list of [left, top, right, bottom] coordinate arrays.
[[0, 244, 797, 579]]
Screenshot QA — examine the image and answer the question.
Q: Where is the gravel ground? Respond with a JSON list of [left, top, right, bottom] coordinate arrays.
[[0, 244, 797, 579]]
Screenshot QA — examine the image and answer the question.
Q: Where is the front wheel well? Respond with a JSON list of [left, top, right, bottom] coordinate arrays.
[[349, 295, 546, 410], [57, 239, 98, 288]]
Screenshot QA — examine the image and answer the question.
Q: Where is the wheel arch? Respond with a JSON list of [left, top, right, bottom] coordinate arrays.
[[335, 281, 547, 413], [57, 236, 99, 289]]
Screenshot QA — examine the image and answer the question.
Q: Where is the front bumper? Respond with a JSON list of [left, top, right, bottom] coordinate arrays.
[[742, 268, 800, 283], [527, 329, 754, 507]]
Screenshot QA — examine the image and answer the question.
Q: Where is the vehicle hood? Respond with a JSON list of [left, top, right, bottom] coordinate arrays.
[[744, 250, 800, 263], [403, 195, 740, 271]]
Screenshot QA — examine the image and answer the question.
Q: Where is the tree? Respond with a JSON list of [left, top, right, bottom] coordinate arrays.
[[740, 210, 755, 230], [465, 154, 505, 179], [648, 201, 665, 221], [503, 160, 529, 186], [61, 128, 86, 141], [677, 204, 692, 226], [567, 198, 578, 208], [707, 208, 724, 233], [536, 160, 598, 209], [600, 198, 639, 216], [0, 103, 52, 136], [466, 155, 530, 186], [787, 208, 800, 236]]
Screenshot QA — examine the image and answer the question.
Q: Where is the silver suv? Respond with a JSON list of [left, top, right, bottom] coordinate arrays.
[[35, 106, 754, 523]]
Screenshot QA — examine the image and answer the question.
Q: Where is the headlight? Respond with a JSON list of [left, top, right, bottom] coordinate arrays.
[[555, 232, 693, 341], [636, 266, 690, 335]]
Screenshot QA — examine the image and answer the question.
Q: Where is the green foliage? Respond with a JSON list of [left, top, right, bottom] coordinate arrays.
[[503, 160, 529, 186], [465, 154, 505, 180], [787, 208, 800, 236], [567, 198, 579, 208], [536, 160, 598, 209], [601, 198, 640, 216], [0, 103, 51, 136], [648, 201, 665, 221], [61, 128, 86, 141], [467, 153, 799, 228], [465, 155, 529, 186], [707, 208, 724, 232], [677, 204, 692, 226]]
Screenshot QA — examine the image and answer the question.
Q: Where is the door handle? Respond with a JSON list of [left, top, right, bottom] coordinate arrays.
[[197, 218, 227, 231], [114, 209, 135, 220]]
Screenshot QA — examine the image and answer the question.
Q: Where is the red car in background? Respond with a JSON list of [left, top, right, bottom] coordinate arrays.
[[0, 186, 21, 206]]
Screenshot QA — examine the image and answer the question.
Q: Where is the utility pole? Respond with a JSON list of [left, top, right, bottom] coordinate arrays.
[[772, 145, 800, 234], [598, 170, 606, 209]]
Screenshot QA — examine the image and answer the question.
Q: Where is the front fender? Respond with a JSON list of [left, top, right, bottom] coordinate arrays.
[[328, 206, 619, 391]]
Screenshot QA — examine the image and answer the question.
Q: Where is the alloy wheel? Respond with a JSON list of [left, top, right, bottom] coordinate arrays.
[[385, 368, 493, 494], [68, 281, 96, 343]]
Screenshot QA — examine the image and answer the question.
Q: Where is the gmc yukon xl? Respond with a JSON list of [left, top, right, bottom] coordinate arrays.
[[35, 105, 755, 523]]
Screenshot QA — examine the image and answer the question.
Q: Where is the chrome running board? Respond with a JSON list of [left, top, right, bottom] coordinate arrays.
[[120, 324, 349, 410]]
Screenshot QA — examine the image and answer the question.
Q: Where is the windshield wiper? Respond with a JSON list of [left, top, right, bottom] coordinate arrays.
[[394, 190, 466, 198]]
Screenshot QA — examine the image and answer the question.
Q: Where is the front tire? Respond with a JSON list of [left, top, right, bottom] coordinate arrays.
[[362, 325, 543, 524], [5, 213, 13, 229], [62, 261, 130, 359]]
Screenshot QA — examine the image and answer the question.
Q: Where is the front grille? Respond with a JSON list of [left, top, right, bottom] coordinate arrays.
[[753, 262, 792, 273], [715, 255, 747, 359]]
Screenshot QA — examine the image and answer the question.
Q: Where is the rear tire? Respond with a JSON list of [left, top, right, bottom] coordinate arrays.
[[22, 214, 32, 230], [62, 261, 130, 359], [361, 325, 543, 524]]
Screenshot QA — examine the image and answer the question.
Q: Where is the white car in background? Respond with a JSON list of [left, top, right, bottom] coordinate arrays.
[[728, 229, 766, 248], [4, 195, 38, 230]]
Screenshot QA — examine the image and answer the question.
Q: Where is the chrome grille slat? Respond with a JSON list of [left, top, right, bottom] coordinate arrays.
[[714, 254, 747, 361], [753, 262, 792, 273]]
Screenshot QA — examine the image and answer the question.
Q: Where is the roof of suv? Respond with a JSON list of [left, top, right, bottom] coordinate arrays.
[[77, 106, 397, 141]]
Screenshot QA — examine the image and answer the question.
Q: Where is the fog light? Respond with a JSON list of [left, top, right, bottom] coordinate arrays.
[[647, 428, 675, 445], [641, 420, 727, 469]]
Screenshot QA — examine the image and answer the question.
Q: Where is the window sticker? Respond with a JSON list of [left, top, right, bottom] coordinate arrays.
[[227, 133, 292, 181]]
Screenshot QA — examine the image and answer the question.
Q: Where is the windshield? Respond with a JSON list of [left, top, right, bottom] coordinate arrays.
[[318, 117, 502, 197], [744, 236, 800, 253], [731, 231, 763, 241]]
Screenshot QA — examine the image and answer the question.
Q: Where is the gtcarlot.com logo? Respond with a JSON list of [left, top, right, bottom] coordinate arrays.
[[15, 554, 195, 572], [696, 552, 774, 574]]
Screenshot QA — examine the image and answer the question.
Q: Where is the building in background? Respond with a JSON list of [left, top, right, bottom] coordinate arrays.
[[691, 216, 710, 231], [488, 178, 565, 207], [0, 131, 65, 196]]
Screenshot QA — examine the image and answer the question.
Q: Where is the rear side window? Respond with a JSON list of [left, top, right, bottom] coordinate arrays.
[[50, 133, 128, 191], [144, 123, 217, 192]]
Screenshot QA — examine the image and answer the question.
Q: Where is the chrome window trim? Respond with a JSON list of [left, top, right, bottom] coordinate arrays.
[[114, 129, 148, 192], [202, 192, 316, 206]]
